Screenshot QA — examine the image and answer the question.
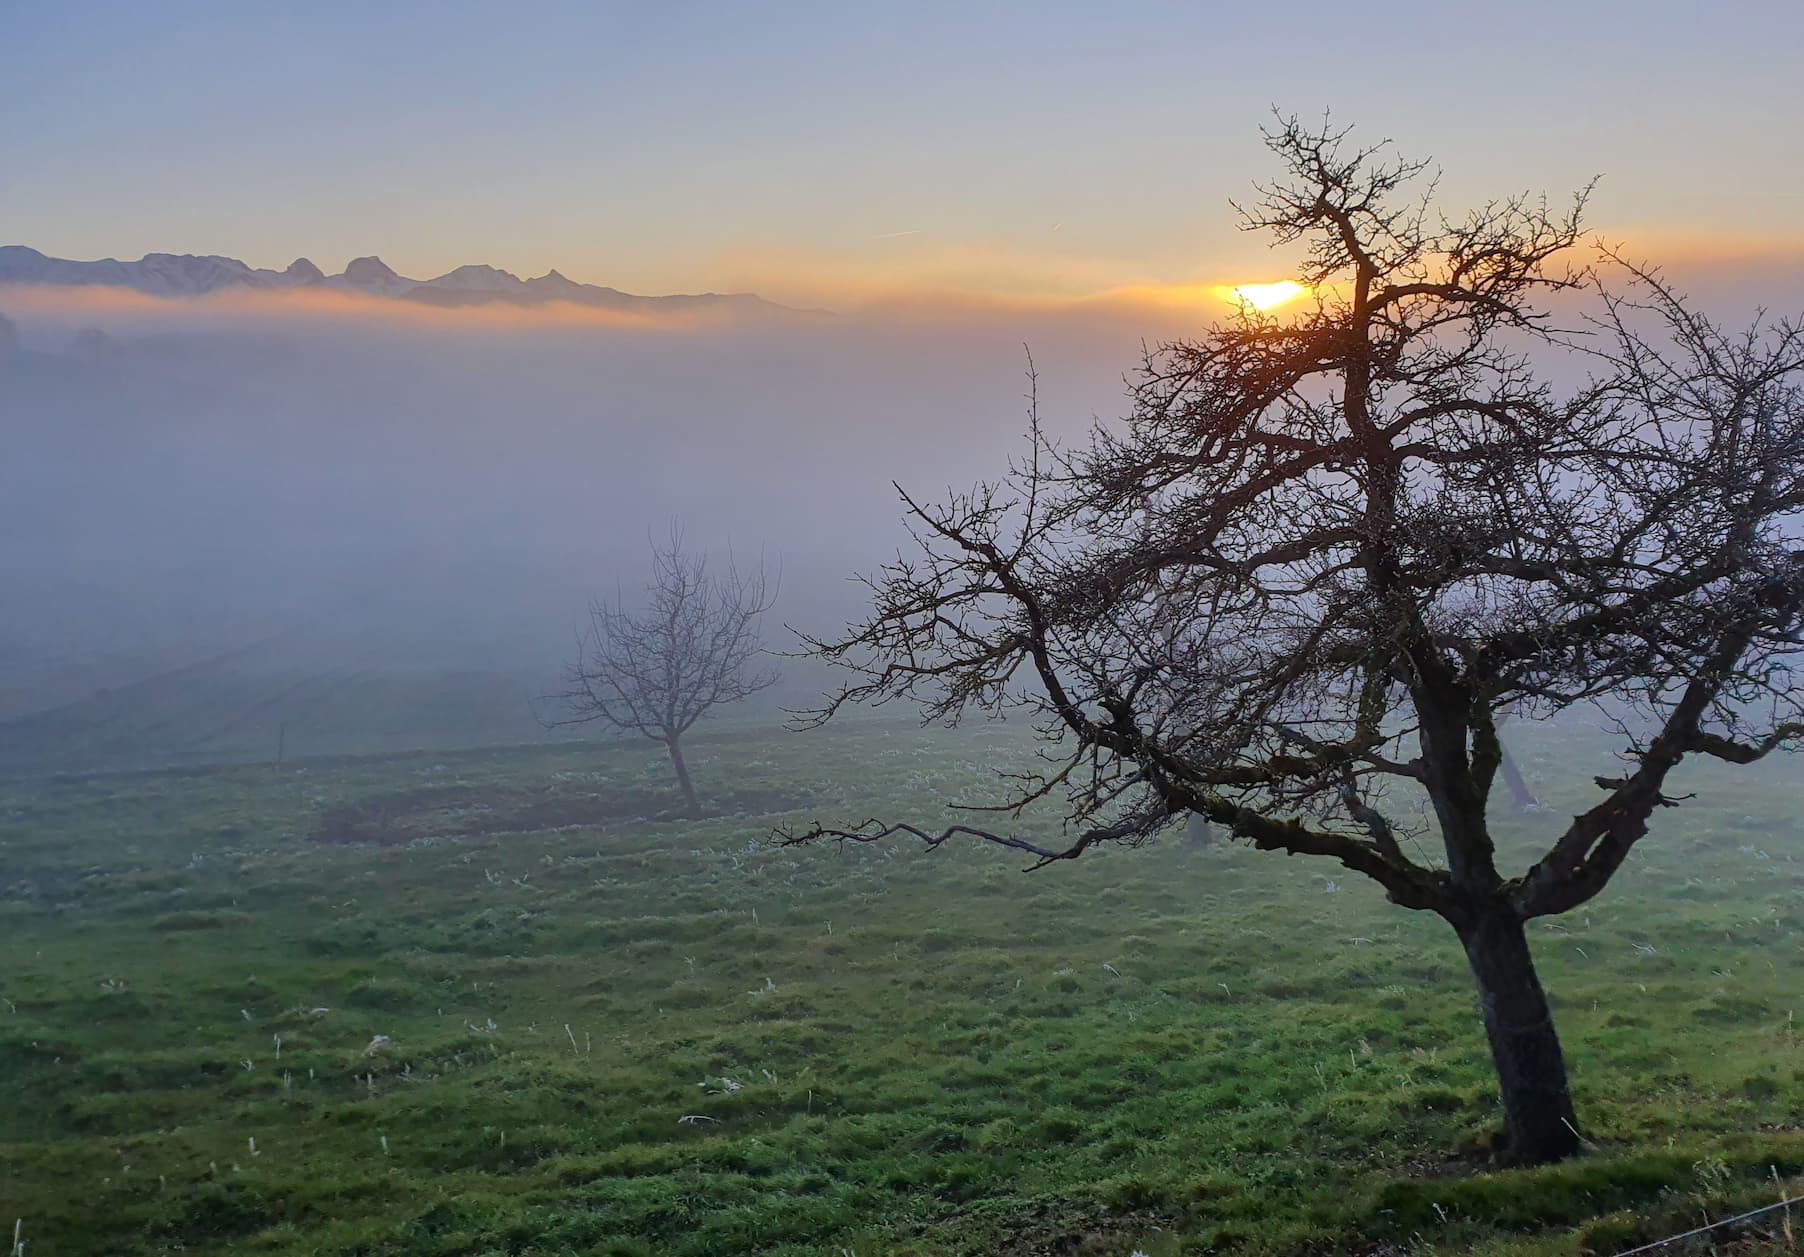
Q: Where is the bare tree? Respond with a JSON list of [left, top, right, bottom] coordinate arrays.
[[781, 117, 1804, 1164], [553, 526, 778, 812]]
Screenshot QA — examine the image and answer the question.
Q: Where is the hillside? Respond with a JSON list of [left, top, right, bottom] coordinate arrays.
[[2, 721, 1801, 1254]]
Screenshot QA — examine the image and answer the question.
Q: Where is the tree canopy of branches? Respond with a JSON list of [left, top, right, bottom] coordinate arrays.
[[554, 527, 777, 812], [782, 117, 1804, 1164]]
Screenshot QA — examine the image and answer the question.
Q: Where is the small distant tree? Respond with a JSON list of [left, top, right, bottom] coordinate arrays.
[[782, 118, 1804, 1163], [553, 526, 778, 811]]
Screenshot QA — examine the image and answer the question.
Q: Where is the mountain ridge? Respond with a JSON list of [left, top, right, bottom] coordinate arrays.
[[0, 245, 801, 315]]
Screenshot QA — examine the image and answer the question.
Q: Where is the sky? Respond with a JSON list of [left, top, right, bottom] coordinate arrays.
[[5, 1, 1803, 306]]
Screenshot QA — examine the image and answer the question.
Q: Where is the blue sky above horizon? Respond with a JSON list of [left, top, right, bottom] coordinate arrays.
[[5, 1, 1802, 304]]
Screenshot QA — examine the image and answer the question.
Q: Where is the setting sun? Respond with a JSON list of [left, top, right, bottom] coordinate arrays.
[[1224, 279, 1306, 312]]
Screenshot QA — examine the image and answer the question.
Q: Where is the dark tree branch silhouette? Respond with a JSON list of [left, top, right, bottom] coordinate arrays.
[[779, 116, 1804, 1163], [551, 525, 778, 811]]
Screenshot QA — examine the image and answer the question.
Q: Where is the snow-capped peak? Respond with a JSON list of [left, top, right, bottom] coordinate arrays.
[[338, 255, 413, 295], [423, 264, 524, 293]]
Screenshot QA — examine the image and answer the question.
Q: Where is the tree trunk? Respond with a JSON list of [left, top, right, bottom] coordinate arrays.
[[1457, 907, 1581, 1163], [1497, 747, 1540, 812], [664, 734, 698, 813], [1185, 812, 1215, 848]]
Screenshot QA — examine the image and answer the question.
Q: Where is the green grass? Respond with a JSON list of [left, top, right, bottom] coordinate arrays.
[[1, 719, 1801, 1255]]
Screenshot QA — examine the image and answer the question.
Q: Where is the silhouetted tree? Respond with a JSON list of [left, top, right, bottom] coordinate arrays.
[[554, 526, 777, 811], [783, 117, 1804, 1163]]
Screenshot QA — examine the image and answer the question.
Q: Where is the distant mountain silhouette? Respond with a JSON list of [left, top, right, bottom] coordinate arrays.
[[0, 244, 800, 315]]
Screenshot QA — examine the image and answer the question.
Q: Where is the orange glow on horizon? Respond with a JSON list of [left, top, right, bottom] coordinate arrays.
[[0, 281, 725, 335]]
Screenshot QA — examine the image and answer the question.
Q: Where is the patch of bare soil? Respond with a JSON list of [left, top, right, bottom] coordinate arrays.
[[310, 783, 811, 845]]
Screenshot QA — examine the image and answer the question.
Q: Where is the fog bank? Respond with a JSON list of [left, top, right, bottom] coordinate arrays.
[[4, 248, 1796, 768]]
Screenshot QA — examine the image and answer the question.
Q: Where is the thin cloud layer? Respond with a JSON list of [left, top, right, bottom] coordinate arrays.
[[0, 281, 748, 336]]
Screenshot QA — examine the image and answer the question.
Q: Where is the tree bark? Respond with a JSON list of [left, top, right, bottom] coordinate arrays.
[[1457, 906, 1580, 1162], [1185, 812, 1215, 848], [1497, 747, 1540, 812], [665, 734, 698, 813]]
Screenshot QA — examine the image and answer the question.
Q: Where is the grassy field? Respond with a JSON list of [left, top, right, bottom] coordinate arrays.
[[2, 719, 1802, 1255]]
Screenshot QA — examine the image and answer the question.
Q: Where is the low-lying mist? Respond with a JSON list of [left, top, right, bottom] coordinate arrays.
[[4, 242, 1799, 770], [0, 284, 1186, 766]]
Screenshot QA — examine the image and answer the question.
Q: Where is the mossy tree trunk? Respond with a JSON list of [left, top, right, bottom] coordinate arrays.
[[1458, 906, 1580, 1162]]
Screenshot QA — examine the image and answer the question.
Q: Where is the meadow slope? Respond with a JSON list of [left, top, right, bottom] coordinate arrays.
[[2, 721, 1801, 1255]]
